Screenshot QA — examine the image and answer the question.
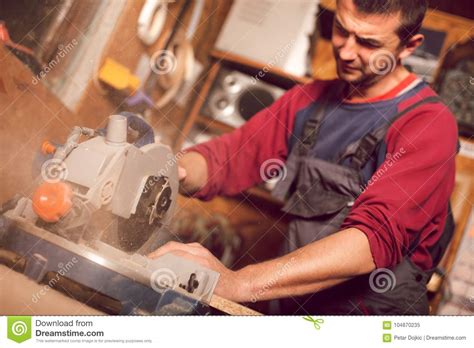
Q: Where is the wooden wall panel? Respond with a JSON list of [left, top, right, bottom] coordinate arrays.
[[0, 44, 79, 201]]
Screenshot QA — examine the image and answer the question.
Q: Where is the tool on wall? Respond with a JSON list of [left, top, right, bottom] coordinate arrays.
[[137, 0, 169, 46], [98, 58, 141, 95], [151, 30, 194, 108], [137, 0, 204, 48], [99, 0, 204, 110], [145, 0, 203, 109]]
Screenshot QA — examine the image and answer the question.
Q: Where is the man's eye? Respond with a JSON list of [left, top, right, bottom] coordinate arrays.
[[357, 39, 380, 49], [334, 23, 349, 36]]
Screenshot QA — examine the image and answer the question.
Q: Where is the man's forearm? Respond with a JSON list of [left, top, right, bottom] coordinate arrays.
[[235, 228, 376, 302]]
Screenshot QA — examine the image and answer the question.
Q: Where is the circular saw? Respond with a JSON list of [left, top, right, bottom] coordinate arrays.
[[30, 113, 179, 254]]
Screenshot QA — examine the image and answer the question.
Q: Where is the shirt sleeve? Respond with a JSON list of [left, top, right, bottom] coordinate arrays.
[[341, 102, 458, 269], [184, 82, 323, 201]]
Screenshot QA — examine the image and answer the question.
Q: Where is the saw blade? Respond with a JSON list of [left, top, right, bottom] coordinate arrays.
[[117, 176, 172, 252]]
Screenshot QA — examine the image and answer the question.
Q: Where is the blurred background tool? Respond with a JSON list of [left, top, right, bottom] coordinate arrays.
[[98, 58, 141, 95], [137, 0, 169, 46]]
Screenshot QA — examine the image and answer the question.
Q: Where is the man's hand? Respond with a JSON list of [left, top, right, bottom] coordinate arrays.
[[177, 152, 208, 196], [178, 166, 187, 181], [148, 241, 249, 302]]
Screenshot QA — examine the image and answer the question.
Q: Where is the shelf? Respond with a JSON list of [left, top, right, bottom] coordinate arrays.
[[196, 114, 236, 134], [211, 49, 312, 88]]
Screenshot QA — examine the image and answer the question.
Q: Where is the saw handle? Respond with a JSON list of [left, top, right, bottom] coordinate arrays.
[[119, 112, 155, 147]]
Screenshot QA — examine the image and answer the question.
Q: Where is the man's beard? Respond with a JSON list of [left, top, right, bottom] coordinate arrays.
[[347, 70, 383, 89], [333, 46, 389, 89]]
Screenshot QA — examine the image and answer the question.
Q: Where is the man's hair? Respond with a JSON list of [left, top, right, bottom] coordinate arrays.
[[349, 0, 428, 44]]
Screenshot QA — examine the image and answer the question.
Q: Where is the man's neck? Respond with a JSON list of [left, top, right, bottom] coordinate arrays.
[[347, 65, 411, 101]]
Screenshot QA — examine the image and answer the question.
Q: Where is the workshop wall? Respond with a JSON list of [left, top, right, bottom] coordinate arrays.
[[0, 45, 79, 200]]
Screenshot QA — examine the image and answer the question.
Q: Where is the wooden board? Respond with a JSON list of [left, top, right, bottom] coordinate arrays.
[[210, 295, 261, 316]]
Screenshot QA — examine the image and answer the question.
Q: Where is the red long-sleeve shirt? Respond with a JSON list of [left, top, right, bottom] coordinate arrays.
[[186, 76, 458, 271]]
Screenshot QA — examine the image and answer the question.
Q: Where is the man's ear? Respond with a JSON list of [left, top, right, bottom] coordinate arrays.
[[398, 33, 424, 60]]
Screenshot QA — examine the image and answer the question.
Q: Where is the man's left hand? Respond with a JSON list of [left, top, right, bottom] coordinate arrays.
[[148, 242, 249, 303]]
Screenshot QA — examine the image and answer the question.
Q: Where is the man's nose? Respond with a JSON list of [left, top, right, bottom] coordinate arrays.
[[339, 36, 357, 61]]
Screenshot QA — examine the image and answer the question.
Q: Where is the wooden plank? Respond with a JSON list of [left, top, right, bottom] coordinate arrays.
[[210, 294, 262, 316]]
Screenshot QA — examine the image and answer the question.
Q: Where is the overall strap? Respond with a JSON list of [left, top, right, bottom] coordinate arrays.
[[298, 101, 328, 156], [297, 82, 345, 157], [343, 96, 442, 170], [271, 82, 343, 201]]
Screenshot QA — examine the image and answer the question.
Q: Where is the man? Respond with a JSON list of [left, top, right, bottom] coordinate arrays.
[[149, 0, 458, 315]]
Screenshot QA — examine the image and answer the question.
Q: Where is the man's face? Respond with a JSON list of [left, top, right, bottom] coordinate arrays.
[[332, 0, 404, 87]]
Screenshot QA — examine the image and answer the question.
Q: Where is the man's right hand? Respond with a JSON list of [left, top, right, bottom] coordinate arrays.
[[178, 166, 187, 181], [177, 151, 208, 196]]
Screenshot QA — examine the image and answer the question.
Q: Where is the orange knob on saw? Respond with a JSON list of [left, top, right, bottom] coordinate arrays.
[[32, 182, 73, 222], [41, 140, 56, 155]]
